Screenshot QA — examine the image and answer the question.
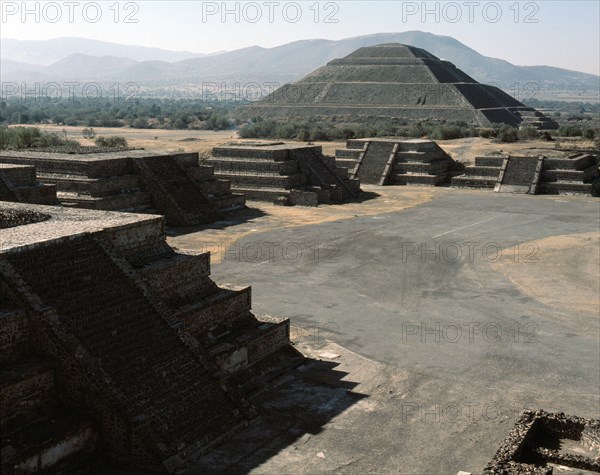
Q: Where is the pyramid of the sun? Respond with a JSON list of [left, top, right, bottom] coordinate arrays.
[[243, 43, 558, 129]]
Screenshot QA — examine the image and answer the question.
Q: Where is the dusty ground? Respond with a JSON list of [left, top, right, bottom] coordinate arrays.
[[492, 231, 600, 316], [32, 125, 595, 165], [169, 186, 434, 263], [171, 187, 600, 475]]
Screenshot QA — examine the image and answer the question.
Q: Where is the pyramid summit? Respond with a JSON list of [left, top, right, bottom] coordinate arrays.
[[242, 43, 557, 129]]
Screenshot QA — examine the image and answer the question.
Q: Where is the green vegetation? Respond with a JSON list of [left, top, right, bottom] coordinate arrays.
[[0, 98, 240, 131], [239, 117, 480, 141], [95, 136, 128, 148], [0, 126, 79, 150]]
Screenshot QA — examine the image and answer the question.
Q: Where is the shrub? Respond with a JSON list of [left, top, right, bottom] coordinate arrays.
[[559, 125, 583, 137], [496, 125, 519, 143], [94, 136, 128, 148], [583, 128, 597, 140], [517, 127, 539, 140], [82, 127, 96, 139]]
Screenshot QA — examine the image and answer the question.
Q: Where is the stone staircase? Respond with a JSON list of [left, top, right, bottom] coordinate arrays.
[[1, 204, 295, 472], [513, 108, 559, 130], [0, 151, 245, 225], [496, 156, 541, 194], [539, 154, 599, 196], [133, 155, 221, 226], [452, 154, 600, 196], [208, 142, 360, 206], [335, 138, 456, 186], [451, 155, 505, 189]]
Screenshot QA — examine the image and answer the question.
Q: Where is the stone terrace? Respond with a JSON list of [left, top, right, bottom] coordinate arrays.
[[0, 150, 245, 226], [0, 202, 294, 474], [335, 138, 459, 186], [0, 163, 58, 205], [208, 142, 361, 206]]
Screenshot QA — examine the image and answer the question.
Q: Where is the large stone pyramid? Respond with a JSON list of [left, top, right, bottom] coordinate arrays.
[[243, 43, 557, 129]]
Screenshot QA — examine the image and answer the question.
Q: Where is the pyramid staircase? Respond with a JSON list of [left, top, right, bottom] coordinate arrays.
[[514, 108, 560, 130], [452, 153, 599, 196], [451, 155, 506, 190], [207, 142, 360, 206], [0, 151, 245, 225], [335, 139, 456, 186], [538, 154, 599, 195], [1, 205, 294, 472]]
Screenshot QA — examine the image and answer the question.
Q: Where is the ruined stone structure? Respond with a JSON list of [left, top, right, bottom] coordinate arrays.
[[484, 410, 600, 474], [0, 203, 294, 473], [207, 142, 361, 206], [241, 43, 559, 129], [0, 150, 245, 226], [0, 164, 58, 205], [334, 138, 458, 186], [452, 153, 600, 196]]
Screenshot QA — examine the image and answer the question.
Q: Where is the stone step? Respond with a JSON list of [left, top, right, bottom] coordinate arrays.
[[464, 166, 502, 177], [451, 175, 497, 189], [541, 166, 598, 183], [475, 156, 506, 167], [56, 191, 152, 211], [200, 179, 233, 197], [211, 147, 289, 161], [207, 158, 298, 175], [543, 155, 597, 171], [214, 172, 307, 189], [1, 406, 98, 475], [211, 193, 246, 213], [335, 149, 362, 159], [391, 173, 447, 186], [393, 162, 448, 174], [0, 357, 55, 425], [538, 181, 593, 195], [334, 158, 359, 170], [37, 173, 141, 196], [230, 186, 291, 202]]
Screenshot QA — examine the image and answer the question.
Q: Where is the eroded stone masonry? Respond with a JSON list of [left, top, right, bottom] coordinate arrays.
[[208, 142, 361, 206], [0, 202, 296, 474], [484, 410, 600, 474], [0, 150, 245, 226]]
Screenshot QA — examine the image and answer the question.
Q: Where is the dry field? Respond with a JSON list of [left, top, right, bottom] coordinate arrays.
[[30, 124, 596, 165]]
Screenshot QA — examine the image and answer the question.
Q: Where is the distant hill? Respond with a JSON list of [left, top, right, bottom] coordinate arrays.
[[2, 32, 598, 97], [1, 37, 205, 65]]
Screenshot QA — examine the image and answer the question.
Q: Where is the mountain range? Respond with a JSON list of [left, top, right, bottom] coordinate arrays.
[[2, 32, 598, 97]]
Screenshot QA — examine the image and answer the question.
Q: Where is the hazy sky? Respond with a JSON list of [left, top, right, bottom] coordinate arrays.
[[2, 1, 599, 74]]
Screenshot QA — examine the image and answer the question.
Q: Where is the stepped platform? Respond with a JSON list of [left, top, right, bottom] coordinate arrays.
[[208, 142, 360, 206], [0, 164, 58, 205], [335, 138, 456, 186], [0, 202, 295, 473], [0, 150, 245, 226], [452, 153, 599, 196]]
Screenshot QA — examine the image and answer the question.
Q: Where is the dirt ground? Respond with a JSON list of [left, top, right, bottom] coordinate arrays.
[[169, 185, 435, 263], [32, 124, 595, 165], [492, 231, 600, 316]]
